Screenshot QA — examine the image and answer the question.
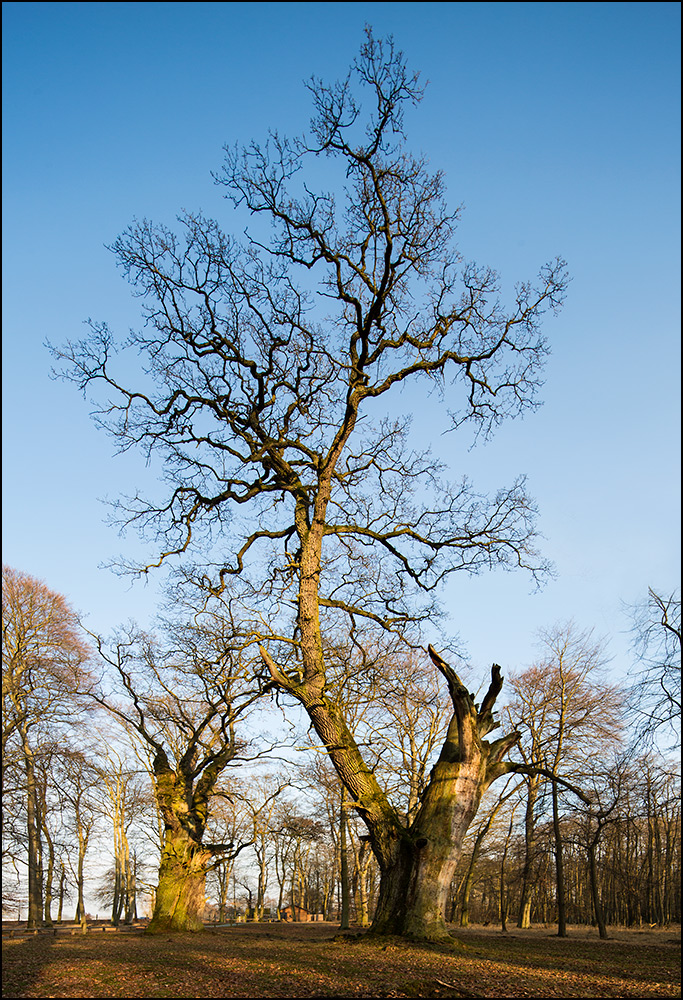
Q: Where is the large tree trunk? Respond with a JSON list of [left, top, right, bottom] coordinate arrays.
[[371, 833, 467, 939], [262, 506, 523, 942], [263, 641, 520, 942], [147, 759, 208, 934], [147, 828, 208, 933], [146, 750, 233, 933], [370, 739, 490, 940]]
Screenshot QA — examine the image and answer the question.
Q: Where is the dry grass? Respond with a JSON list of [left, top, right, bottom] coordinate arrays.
[[2, 920, 680, 998]]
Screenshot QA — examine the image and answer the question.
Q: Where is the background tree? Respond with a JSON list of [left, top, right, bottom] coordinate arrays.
[[87, 598, 274, 933], [455, 777, 521, 928], [203, 774, 287, 922], [33, 746, 71, 926], [53, 30, 568, 941], [54, 749, 100, 927], [2, 566, 92, 928], [241, 777, 289, 921], [97, 744, 148, 925], [504, 623, 623, 932], [203, 791, 248, 922], [575, 751, 635, 939], [628, 588, 681, 749]]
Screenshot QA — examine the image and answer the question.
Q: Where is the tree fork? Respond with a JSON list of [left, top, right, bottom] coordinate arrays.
[[262, 642, 525, 941]]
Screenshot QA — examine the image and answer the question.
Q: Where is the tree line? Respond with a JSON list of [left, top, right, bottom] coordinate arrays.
[[3, 564, 679, 939]]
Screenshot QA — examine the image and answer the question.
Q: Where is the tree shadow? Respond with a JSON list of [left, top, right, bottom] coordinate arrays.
[[2, 929, 60, 997]]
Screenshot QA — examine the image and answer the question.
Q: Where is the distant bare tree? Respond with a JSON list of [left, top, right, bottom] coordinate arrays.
[[2, 566, 92, 928], [55, 749, 100, 927], [97, 745, 148, 924], [505, 623, 624, 934], [628, 588, 681, 748]]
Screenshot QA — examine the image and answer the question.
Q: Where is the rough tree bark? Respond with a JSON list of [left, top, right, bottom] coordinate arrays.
[[88, 614, 265, 934], [146, 748, 234, 933], [263, 643, 521, 940]]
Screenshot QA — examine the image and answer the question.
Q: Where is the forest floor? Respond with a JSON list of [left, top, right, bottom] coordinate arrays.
[[2, 919, 680, 998]]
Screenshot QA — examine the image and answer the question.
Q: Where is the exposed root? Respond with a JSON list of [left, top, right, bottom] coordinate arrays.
[[332, 930, 470, 952]]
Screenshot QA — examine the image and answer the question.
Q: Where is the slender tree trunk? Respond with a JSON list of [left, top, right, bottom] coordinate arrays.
[[664, 817, 675, 925], [351, 836, 372, 928], [112, 863, 123, 925], [23, 740, 43, 929], [552, 780, 567, 937], [125, 846, 136, 924], [42, 823, 55, 926], [57, 862, 66, 923], [459, 852, 476, 927], [460, 813, 496, 927], [339, 787, 350, 929], [499, 817, 514, 932], [75, 816, 88, 930], [255, 854, 268, 920], [216, 860, 231, 922], [587, 835, 608, 939], [518, 775, 540, 928], [111, 802, 123, 925]]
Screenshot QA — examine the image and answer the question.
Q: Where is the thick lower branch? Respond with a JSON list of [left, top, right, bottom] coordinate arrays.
[[497, 762, 591, 804]]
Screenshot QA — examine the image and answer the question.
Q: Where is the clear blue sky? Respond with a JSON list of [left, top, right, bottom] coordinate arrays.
[[3, 1, 680, 685]]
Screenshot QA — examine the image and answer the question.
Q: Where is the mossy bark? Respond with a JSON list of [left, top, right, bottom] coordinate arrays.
[[147, 829, 207, 933], [145, 751, 225, 934]]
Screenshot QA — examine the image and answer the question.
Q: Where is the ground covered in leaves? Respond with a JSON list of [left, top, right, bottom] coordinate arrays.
[[2, 920, 680, 998]]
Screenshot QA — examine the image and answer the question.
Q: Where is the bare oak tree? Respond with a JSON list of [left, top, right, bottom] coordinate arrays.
[[87, 601, 272, 932], [53, 31, 568, 940], [504, 623, 623, 934]]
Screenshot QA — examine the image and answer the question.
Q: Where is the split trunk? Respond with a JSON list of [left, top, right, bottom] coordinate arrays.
[[264, 642, 520, 941]]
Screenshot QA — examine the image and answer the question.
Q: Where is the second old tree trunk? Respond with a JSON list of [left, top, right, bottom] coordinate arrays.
[[148, 828, 208, 933], [263, 642, 520, 942], [146, 752, 223, 934]]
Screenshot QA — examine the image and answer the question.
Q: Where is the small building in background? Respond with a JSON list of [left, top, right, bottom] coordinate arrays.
[[280, 904, 312, 922]]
